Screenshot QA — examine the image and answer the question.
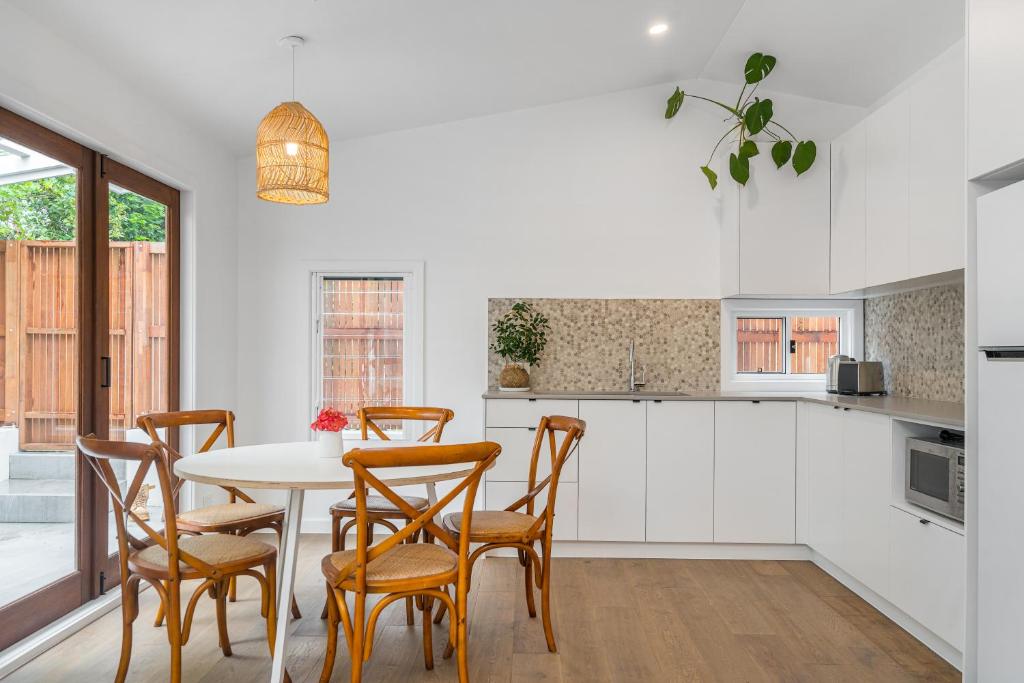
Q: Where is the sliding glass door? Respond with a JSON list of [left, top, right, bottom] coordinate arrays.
[[0, 107, 179, 649]]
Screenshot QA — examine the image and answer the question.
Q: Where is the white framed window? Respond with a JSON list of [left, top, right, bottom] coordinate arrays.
[[310, 262, 423, 439], [721, 299, 863, 392]]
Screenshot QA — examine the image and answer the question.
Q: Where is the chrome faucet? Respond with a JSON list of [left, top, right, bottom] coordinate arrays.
[[628, 339, 647, 392]]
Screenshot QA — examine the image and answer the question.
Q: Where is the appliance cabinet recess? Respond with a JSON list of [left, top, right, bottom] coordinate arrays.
[[645, 401, 714, 542], [577, 400, 646, 542], [713, 401, 796, 543]]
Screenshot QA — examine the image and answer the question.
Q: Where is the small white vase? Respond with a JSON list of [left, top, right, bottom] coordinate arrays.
[[316, 430, 344, 458]]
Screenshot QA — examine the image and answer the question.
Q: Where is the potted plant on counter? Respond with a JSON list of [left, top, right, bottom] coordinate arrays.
[[311, 406, 349, 458], [491, 301, 550, 391]]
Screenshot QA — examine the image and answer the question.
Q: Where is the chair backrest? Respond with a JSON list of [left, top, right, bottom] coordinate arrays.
[[358, 406, 454, 443], [336, 441, 500, 592], [512, 415, 585, 539], [137, 409, 252, 503], [77, 436, 223, 581]]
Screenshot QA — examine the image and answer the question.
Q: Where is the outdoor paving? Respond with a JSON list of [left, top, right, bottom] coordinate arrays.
[[0, 522, 75, 607]]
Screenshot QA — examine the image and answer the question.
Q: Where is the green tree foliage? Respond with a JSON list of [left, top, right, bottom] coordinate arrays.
[[0, 174, 165, 242]]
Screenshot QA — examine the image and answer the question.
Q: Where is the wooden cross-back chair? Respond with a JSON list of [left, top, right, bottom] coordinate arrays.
[[323, 406, 455, 623], [77, 436, 279, 683], [319, 441, 500, 683], [137, 409, 301, 622], [435, 415, 585, 653]]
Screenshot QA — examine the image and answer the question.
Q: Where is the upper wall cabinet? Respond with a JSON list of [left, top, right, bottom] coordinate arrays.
[[830, 122, 867, 293], [865, 90, 911, 288], [830, 44, 965, 293], [969, 3, 1024, 179], [909, 46, 966, 278], [722, 153, 831, 297]]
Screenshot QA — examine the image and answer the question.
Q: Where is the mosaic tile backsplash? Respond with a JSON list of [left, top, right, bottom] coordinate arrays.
[[487, 298, 721, 393], [864, 283, 964, 403]]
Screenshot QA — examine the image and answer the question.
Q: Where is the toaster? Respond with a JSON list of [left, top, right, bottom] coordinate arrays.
[[836, 361, 885, 396], [826, 354, 851, 393]]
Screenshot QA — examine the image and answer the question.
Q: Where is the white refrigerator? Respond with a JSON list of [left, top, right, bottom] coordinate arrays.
[[976, 178, 1024, 680]]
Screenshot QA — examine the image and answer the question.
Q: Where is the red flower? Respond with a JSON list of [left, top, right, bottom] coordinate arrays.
[[310, 407, 349, 432]]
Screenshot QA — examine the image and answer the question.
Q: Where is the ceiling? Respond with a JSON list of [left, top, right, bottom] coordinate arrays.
[[9, 0, 964, 155]]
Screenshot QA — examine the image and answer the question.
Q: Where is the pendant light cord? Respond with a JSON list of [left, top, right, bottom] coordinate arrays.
[[291, 45, 296, 101]]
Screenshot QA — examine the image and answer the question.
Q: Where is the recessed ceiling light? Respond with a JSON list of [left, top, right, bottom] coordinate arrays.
[[648, 23, 669, 36]]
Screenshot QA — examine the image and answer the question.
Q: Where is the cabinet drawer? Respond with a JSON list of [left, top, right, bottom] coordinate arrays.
[[485, 427, 577, 483], [888, 506, 965, 649], [485, 481, 577, 541], [485, 399, 578, 428]]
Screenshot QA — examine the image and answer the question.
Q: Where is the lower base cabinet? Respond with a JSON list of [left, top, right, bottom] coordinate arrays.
[[485, 481, 578, 541], [888, 506, 965, 650], [646, 401, 714, 542]]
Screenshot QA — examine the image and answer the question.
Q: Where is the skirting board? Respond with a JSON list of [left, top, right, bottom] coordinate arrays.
[[486, 541, 813, 561], [810, 551, 963, 671]]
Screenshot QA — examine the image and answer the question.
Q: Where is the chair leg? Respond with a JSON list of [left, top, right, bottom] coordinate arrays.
[[166, 580, 183, 683], [320, 586, 340, 683], [422, 594, 434, 671], [540, 543, 556, 652], [215, 579, 232, 657], [153, 580, 168, 627], [321, 514, 343, 620], [265, 562, 278, 658], [524, 553, 538, 618], [455, 586, 469, 683], [115, 576, 141, 683], [433, 585, 449, 624], [351, 591, 366, 683]]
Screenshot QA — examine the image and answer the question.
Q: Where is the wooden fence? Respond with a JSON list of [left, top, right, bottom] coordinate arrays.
[[320, 278, 404, 428], [736, 316, 839, 375], [0, 240, 167, 450]]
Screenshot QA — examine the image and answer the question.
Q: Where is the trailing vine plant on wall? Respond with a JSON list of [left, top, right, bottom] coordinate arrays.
[[664, 52, 816, 189]]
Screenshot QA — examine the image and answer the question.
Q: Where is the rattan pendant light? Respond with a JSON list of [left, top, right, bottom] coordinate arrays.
[[256, 36, 329, 205]]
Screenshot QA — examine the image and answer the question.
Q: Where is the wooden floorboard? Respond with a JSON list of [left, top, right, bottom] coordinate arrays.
[[5, 535, 960, 682]]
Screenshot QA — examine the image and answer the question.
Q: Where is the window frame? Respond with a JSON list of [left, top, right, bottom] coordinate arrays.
[[309, 261, 424, 439], [721, 299, 863, 393]]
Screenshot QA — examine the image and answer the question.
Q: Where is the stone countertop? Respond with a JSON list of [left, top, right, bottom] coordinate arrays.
[[481, 390, 965, 429]]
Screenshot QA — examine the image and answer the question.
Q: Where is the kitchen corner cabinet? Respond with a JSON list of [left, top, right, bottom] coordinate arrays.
[[714, 401, 796, 543], [646, 401, 714, 542], [722, 155, 831, 297], [577, 400, 646, 542]]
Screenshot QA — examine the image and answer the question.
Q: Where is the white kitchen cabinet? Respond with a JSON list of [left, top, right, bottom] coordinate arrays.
[[865, 90, 910, 287], [577, 400, 646, 542], [485, 427, 577, 483], [485, 481, 578, 541], [485, 398, 577, 428], [645, 401, 714, 542], [734, 155, 831, 296], [805, 404, 845, 563], [909, 45, 965, 278], [829, 122, 867, 294], [889, 506, 965, 650], [969, 3, 1024, 179], [714, 401, 796, 543], [839, 409, 892, 596]]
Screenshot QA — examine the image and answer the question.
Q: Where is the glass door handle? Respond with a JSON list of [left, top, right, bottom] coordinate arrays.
[[100, 356, 111, 388]]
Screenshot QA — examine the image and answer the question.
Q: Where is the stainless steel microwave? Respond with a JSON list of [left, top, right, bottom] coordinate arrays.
[[905, 436, 965, 522]]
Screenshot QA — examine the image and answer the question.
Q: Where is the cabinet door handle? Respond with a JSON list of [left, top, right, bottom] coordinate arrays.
[[843, 407, 851, 411], [527, 427, 537, 432], [919, 518, 930, 526], [833, 405, 840, 410], [752, 400, 760, 404], [528, 398, 536, 402]]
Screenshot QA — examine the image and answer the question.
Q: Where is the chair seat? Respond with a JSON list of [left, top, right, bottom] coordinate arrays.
[[130, 533, 276, 579], [442, 510, 539, 542], [322, 543, 457, 590], [330, 495, 430, 517], [176, 502, 283, 530]]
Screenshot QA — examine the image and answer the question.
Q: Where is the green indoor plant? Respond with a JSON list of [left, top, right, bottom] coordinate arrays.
[[664, 52, 816, 189], [490, 301, 550, 391]]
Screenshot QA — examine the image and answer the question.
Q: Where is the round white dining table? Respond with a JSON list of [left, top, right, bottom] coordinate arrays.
[[174, 438, 471, 683]]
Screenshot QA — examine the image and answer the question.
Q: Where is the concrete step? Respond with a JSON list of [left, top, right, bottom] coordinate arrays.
[[9, 451, 125, 480], [0, 477, 124, 523]]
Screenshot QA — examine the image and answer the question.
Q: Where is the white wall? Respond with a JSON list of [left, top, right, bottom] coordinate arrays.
[[234, 80, 861, 524], [0, 3, 239, 452]]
